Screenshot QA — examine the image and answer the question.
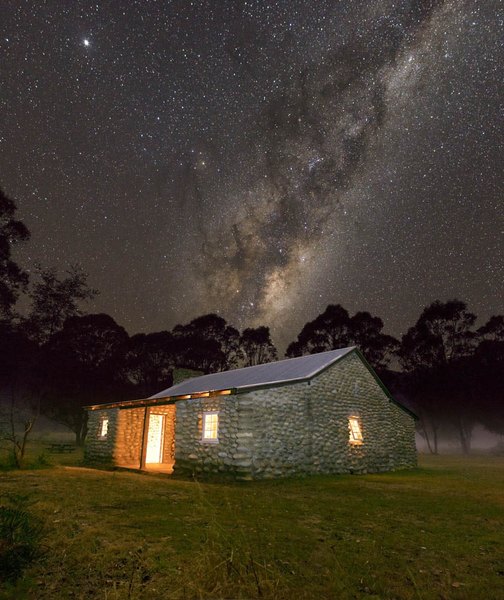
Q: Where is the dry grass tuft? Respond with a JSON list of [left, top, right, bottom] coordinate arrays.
[[0, 455, 502, 599]]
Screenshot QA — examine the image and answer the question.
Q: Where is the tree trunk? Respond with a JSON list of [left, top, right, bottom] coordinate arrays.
[[418, 416, 434, 454], [75, 414, 88, 446], [7, 384, 39, 469], [432, 423, 439, 455], [458, 416, 472, 454], [82, 419, 88, 444]]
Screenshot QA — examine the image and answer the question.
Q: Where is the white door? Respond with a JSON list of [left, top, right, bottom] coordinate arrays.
[[146, 414, 165, 464]]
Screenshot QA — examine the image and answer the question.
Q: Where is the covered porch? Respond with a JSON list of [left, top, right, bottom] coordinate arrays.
[[114, 404, 176, 474]]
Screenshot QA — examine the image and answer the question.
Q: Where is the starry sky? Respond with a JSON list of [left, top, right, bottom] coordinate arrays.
[[1, 0, 503, 350]]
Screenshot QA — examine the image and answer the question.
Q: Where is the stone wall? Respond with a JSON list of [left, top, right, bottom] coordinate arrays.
[[84, 408, 119, 464], [303, 354, 416, 473], [85, 351, 416, 479], [114, 407, 145, 467], [173, 352, 417, 479], [85, 404, 177, 467], [173, 396, 241, 477]]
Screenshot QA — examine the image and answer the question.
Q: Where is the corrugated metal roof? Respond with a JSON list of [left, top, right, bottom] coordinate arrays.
[[149, 346, 356, 399]]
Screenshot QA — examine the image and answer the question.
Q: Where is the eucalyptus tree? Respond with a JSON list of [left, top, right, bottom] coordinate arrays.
[[398, 300, 478, 454], [172, 313, 243, 373], [240, 326, 278, 366], [24, 265, 98, 343], [41, 313, 131, 445], [286, 304, 398, 372], [0, 187, 30, 320]]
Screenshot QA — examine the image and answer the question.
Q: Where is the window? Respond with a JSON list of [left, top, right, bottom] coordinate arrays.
[[202, 412, 219, 442], [348, 417, 363, 444], [99, 418, 109, 439]]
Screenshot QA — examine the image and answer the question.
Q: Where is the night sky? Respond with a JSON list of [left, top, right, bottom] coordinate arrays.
[[1, 1, 503, 350]]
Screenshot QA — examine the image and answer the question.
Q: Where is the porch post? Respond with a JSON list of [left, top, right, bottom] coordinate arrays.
[[139, 406, 150, 469]]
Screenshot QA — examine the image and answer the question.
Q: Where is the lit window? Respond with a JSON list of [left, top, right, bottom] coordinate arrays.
[[99, 418, 109, 438], [348, 417, 363, 444], [202, 412, 219, 442]]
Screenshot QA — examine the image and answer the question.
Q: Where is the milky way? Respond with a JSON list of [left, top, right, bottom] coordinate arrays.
[[1, 1, 503, 349]]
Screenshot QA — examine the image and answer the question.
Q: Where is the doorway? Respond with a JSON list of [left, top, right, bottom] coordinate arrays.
[[146, 413, 165, 464]]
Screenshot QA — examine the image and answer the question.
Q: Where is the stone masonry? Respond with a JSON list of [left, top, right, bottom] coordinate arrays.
[[173, 352, 417, 479], [85, 407, 119, 465], [85, 351, 417, 479], [86, 404, 177, 467]]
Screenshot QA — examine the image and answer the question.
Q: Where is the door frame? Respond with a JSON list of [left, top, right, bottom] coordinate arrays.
[[145, 412, 165, 464]]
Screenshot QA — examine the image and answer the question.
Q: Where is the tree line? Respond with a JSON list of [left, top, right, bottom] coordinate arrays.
[[1, 188, 502, 462]]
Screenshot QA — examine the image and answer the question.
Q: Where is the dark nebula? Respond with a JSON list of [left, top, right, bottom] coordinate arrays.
[[1, 1, 502, 349]]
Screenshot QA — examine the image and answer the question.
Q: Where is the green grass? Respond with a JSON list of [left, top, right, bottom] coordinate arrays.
[[0, 455, 503, 599], [0, 434, 84, 471]]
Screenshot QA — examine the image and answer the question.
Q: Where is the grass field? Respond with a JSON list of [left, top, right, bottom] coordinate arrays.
[[1, 450, 503, 599]]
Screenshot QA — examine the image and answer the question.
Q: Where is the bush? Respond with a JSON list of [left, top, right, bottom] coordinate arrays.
[[0, 451, 18, 471], [0, 494, 44, 584], [34, 452, 51, 468]]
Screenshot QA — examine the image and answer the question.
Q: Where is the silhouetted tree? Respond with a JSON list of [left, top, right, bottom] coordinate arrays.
[[240, 326, 278, 366], [41, 314, 130, 444], [398, 300, 478, 453], [347, 311, 399, 371], [478, 315, 504, 341], [0, 321, 41, 467], [286, 305, 351, 357], [24, 265, 98, 343], [0, 188, 30, 320], [399, 300, 476, 370], [286, 304, 398, 371], [473, 341, 504, 435], [172, 314, 242, 373], [471, 316, 504, 435], [125, 331, 176, 397]]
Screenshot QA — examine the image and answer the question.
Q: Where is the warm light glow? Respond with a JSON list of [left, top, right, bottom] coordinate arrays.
[[100, 418, 109, 438], [200, 392, 210, 397], [217, 389, 232, 395], [348, 417, 363, 444], [202, 412, 219, 441], [146, 413, 164, 463]]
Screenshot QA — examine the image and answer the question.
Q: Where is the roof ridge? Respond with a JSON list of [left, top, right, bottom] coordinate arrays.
[[149, 346, 356, 399]]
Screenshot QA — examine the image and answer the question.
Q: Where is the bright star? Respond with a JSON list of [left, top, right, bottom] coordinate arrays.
[[83, 38, 90, 47]]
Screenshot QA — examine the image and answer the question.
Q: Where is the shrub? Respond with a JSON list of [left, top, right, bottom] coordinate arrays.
[[0, 494, 44, 583]]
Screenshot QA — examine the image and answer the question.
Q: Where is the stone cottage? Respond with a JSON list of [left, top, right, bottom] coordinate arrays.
[[85, 347, 417, 479]]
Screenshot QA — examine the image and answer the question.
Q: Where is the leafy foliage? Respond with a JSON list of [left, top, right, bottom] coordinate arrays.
[[172, 313, 243, 373], [1, 191, 502, 457], [398, 300, 503, 452], [40, 314, 131, 444], [0, 188, 30, 320], [125, 331, 177, 397], [0, 322, 42, 467], [286, 304, 398, 371], [24, 265, 98, 342], [240, 326, 277, 366], [398, 300, 476, 371], [0, 494, 44, 584]]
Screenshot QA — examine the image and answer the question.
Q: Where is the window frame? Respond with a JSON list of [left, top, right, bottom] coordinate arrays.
[[348, 416, 363, 445], [99, 417, 109, 439], [201, 411, 219, 443]]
